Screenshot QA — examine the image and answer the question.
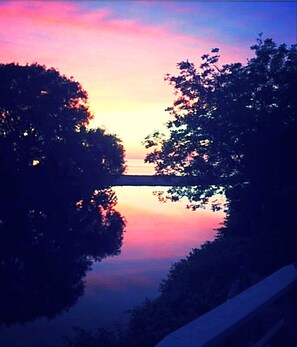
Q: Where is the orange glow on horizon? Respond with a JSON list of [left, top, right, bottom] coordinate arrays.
[[0, 1, 254, 160]]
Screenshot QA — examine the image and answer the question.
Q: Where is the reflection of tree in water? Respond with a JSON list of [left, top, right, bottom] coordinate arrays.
[[0, 188, 125, 326], [0, 63, 126, 326]]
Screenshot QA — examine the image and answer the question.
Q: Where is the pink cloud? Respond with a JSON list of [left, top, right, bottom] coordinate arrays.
[[0, 1, 180, 46], [0, 1, 251, 159]]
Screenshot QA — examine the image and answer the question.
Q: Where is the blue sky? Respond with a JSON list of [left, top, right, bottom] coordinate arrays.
[[80, 1, 296, 44]]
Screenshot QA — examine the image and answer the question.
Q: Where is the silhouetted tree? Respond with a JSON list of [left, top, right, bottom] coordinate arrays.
[[0, 63, 126, 325], [63, 37, 297, 347], [144, 38, 296, 260], [145, 37, 296, 209], [64, 38, 297, 347]]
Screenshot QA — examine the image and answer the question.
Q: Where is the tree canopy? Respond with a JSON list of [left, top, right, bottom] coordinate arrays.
[[144, 37, 296, 212], [63, 37, 297, 347], [109, 37, 296, 347], [0, 63, 126, 324]]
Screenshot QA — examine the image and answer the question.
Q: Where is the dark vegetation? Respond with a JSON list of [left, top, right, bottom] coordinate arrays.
[[65, 37, 296, 347], [1, 36, 295, 346], [0, 63, 125, 325]]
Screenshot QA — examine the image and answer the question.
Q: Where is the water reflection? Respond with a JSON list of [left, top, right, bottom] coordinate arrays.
[[84, 186, 225, 325], [0, 186, 224, 346], [0, 189, 125, 326]]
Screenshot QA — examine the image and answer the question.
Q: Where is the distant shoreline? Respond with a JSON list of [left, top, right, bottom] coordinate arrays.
[[114, 175, 197, 187]]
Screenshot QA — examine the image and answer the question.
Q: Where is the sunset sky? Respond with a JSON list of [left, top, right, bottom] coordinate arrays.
[[1, 1, 296, 160]]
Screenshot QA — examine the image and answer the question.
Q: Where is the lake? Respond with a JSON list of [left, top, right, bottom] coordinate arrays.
[[125, 158, 155, 175], [0, 161, 225, 346]]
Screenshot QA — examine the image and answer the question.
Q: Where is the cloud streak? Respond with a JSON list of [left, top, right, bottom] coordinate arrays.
[[0, 1, 295, 159]]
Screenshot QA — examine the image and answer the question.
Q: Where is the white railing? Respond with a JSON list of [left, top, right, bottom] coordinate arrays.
[[155, 264, 297, 347]]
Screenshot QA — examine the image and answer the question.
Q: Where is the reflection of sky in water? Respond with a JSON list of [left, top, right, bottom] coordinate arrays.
[[84, 186, 225, 324], [0, 185, 225, 346]]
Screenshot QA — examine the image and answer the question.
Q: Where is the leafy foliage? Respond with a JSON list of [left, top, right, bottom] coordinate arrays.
[[0, 63, 126, 325], [144, 37, 296, 210], [65, 37, 297, 346], [127, 37, 296, 345], [136, 37, 296, 345]]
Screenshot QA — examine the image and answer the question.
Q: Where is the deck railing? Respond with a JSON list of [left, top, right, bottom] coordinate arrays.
[[155, 263, 297, 347]]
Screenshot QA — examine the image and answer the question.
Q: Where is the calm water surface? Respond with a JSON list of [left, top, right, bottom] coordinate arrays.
[[125, 158, 155, 175], [0, 163, 224, 346]]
